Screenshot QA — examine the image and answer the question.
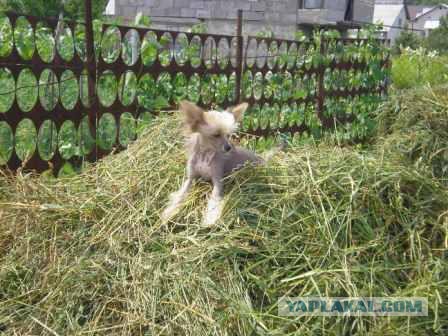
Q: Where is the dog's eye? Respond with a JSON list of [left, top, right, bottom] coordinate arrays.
[[213, 134, 221, 138]]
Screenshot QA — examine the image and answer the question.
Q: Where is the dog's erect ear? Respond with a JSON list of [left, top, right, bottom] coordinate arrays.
[[180, 100, 205, 131], [230, 103, 249, 122]]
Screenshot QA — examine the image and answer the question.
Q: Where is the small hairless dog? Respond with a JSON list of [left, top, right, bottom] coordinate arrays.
[[162, 101, 270, 226]]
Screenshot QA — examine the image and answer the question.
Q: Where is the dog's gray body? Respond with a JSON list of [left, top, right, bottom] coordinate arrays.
[[162, 101, 266, 226], [188, 133, 263, 181]]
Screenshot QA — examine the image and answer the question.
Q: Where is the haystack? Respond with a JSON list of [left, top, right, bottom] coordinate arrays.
[[0, 90, 447, 335]]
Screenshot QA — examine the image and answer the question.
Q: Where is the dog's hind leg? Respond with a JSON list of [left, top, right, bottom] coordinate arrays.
[[203, 178, 224, 226], [162, 178, 193, 222]]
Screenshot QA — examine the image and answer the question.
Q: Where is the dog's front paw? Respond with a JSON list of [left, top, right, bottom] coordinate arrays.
[[203, 211, 220, 226], [161, 191, 184, 222], [161, 206, 175, 223], [203, 197, 223, 226]]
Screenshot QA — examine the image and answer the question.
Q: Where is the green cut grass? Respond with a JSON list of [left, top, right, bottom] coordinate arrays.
[[0, 88, 447, 335]]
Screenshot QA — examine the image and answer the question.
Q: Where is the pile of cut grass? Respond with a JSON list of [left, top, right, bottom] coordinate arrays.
[[0, 90, 447, 335], [376, 85, 448, 183]]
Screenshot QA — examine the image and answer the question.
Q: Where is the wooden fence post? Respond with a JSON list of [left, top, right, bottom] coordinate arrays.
[[235, 9, 244, 104], [84, 0, 97, 159], [316, 37, 328, 128]]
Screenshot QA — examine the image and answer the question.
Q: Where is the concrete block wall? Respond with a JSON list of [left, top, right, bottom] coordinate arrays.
[[354, 0, 375, 24], [112, 0, 375, 39]]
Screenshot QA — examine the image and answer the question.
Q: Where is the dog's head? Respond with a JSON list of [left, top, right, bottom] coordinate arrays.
[[180, 101, 248, 153]]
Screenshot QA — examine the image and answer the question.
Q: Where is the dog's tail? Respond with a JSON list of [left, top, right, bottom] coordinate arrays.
[[263, 136, 288, 163]]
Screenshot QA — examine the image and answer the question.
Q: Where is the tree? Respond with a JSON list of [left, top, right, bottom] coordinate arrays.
[[425, 16, 448, 54], [2, 0, 108, 19], [393, 29, 422, 54]]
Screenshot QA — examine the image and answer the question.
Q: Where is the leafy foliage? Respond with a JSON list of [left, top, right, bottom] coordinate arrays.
[[392, 47, 448, 89], [393, 30, 422, 54], [425, 15, 448, 54], [2, 0, 108, 19], [134, 12, 151, 27], [189, 22, 207, 34]]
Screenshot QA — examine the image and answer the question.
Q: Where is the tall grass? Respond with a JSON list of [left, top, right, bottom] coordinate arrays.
[[392, 48, 448, 90]]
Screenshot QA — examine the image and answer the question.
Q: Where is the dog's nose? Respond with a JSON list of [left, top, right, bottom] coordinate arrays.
[[224, 143, 232, 152]]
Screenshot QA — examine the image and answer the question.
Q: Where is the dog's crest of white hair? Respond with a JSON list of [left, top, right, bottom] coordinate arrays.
[[203, 110, 238, 134]]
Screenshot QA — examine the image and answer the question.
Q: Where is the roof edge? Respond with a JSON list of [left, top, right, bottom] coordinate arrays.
[[412, 4, 448, 21]]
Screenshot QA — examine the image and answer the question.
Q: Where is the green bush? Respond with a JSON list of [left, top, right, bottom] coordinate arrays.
[[392, 48, 448, 89], [425, 16, 448, 54], [392, 30, 422, 55]]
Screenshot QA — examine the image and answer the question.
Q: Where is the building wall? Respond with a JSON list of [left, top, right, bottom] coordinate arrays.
[[373, 1, 407, 45], [383, 6, 407, 44], [298, 0, 346, 25], [112, 0, 375, 39], [113, 0, 297, 38], [411, 6, 448, 37], [354, 0, 375, 24], [389, 9, 407, 43]]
